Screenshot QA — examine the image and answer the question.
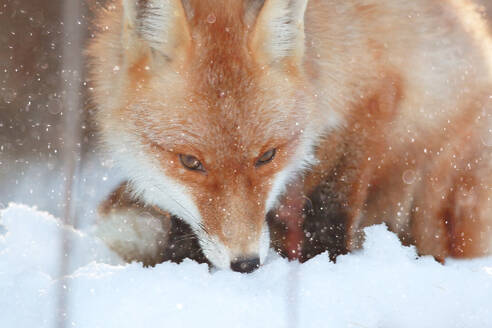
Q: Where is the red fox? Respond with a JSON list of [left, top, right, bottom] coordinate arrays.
[[88, 0, 492, 272]]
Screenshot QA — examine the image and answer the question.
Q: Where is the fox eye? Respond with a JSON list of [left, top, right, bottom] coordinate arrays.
[[179, 154, 204, 171], [255, 148, 276, 167]]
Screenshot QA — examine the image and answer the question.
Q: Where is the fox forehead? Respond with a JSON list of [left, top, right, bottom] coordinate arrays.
[[130, 82, 304, 159], [118, 0, 310, 162], [128, 63, 305, 158]]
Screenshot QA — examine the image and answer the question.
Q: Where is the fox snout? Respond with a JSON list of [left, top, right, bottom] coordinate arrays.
[[197, 220, 270, 273]]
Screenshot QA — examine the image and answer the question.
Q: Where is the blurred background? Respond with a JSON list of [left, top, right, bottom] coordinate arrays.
[[1, 0, 492, 229], [0, 0, 123, 229]]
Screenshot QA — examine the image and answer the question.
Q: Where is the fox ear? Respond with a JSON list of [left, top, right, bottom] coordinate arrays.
[[122, 0, 191, 61], [249, 0, 308, 66]]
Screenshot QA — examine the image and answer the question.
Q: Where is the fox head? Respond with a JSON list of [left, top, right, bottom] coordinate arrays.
[[88, 0, 338, 271]]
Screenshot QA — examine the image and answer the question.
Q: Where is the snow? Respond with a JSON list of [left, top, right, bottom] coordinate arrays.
[[0, 153, 125, 229], [1, 204, 492, 328]]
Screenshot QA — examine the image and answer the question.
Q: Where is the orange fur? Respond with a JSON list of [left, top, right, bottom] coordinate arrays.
[[88, 0, 492, 270]]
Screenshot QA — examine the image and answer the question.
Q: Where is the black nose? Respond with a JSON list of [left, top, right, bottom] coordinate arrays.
[[230, 257, 260, 273]]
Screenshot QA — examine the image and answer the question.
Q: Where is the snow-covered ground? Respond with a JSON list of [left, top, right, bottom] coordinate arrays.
[[0, 153, 125, 230], [1, 203, 492, 328]]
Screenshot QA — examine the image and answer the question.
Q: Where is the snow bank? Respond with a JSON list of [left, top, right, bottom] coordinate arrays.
[[1, 204, 491, 328]]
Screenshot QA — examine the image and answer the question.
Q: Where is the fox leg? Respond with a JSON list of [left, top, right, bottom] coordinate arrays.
[[273, 180, 307, 260], [447, 165, 492, 258], [301, 78, 402, 256], [412, 146, 492, 261], [96, 181, 172, 266]]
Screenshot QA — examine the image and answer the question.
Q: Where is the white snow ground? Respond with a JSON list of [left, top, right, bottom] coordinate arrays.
[[1, 204, 492, 328]]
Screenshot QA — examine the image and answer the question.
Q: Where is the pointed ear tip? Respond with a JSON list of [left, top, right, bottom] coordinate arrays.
[[120, 0, 192, 62]]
